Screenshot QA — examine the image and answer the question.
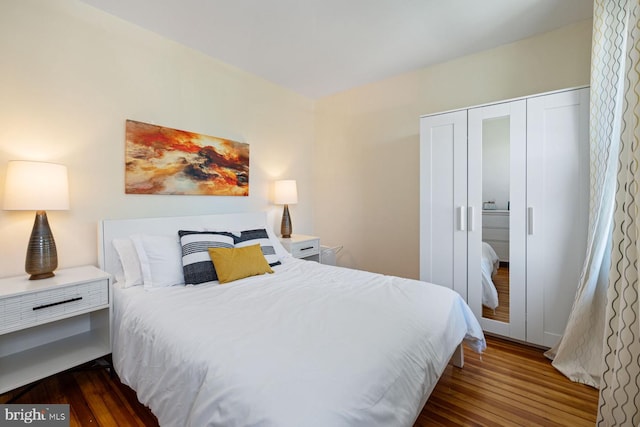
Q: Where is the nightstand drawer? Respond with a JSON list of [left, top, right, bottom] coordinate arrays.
[[0, 279, 109, 334], [291, 239, 320, 258]]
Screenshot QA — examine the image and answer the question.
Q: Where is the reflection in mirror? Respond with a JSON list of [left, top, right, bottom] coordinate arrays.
[[480, 116, 510, 323]]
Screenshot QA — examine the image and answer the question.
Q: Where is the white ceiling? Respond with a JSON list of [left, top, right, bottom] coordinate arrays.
[[80, 0, 593, 99]]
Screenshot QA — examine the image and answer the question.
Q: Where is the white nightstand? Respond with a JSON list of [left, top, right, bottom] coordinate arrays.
[[280, 234, 320, 262], [0, 266, 111, 394]]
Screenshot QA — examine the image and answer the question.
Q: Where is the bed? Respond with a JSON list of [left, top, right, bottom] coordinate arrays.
[[481, 242, 500, 310], [99, 212, 486, 427]]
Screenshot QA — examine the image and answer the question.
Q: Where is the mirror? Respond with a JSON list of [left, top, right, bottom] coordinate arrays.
[[481, 116, 510, 322]]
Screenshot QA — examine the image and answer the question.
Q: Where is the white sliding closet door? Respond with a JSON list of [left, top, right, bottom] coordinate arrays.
[[468, 100, 527, 341], [419, 111, 467, 298], [526, 88, 590, 347]]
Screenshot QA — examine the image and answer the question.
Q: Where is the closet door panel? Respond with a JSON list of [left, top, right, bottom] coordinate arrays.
[[468, 100, 526, 341], [420, 111, 468, 299], [526, 88, 590, 347]]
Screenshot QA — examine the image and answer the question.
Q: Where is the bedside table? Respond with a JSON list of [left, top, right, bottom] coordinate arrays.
[[280, 234, 320, 262], [0, 266, 111, 394]]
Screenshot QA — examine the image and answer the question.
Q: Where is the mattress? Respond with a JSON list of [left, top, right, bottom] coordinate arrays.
[[112, 258, 485, 427]]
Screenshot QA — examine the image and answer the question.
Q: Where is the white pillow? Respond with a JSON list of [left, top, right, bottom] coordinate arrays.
[[130, 234, 185, 289], [262, 226, 291, 261], [112, 237, 143, 288]]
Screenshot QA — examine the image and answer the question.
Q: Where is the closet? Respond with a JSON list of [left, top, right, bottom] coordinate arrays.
[[419, 87, 589, 347]]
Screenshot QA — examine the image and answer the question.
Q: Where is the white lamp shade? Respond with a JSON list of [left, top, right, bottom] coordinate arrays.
[[274, 180, 298, 205], [4, 161, 70, 211]]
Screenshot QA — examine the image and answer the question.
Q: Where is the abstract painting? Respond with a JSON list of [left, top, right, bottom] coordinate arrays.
[[125, 120, 249, 196]]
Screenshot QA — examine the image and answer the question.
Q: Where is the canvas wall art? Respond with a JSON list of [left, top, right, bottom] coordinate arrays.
[[125, 120, 249, 196]]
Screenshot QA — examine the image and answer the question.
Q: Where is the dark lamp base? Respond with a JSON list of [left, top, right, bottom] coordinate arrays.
[[281, 204, 292, 238], [29, 272, 55, 281], [25, 210, 59, 280]]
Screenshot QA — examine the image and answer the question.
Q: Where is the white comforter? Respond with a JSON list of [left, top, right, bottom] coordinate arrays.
[[113, 259, 485, 427]]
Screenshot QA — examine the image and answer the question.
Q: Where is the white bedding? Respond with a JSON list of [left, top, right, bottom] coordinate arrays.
[[481, 242, 500, 310], [113, 258, 486, 427]]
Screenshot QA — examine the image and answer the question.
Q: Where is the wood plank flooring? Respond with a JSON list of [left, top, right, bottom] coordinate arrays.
[[1, 336, 598, 426], [418, 336, 599, 426]]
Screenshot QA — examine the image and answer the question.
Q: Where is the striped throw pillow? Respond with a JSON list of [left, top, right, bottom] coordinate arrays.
[[178, 230, 235, 284], [233, 229, 281, 267]]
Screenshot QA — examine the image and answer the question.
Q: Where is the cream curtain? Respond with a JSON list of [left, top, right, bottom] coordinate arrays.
[[546, 0, 640, 424], [545, 0, 630, 388], [597, 0, 640, 423]]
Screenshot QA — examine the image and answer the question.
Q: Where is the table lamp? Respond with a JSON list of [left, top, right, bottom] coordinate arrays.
[[3, 161, 70, 280], [274, 180, 297, 238]]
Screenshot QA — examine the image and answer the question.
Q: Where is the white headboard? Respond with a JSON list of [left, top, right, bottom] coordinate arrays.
[[98, 211, 286, 280]]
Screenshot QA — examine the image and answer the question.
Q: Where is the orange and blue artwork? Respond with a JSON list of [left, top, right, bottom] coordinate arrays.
[[125, 120, 249, 196]]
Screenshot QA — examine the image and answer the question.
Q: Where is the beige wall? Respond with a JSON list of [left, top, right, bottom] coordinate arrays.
[[314, 20, 593, 278], [0, 1, 593, 281], [0, 0, 315, 277]]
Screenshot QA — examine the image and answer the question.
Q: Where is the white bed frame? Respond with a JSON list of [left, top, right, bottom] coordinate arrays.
[[98, 210, 466, 369], [97, 211, 466, 423], [98, 211, 285, 283]]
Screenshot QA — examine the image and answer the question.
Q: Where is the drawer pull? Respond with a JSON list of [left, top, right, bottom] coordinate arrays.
[[458, 206, 466, 231], [300, 246, 315, 251], [33, 296, 83, 311]]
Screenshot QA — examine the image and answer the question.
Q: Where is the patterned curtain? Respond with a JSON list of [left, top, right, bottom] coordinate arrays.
[[544, 0, 630, 388], [597, 0, 640, 423], [547, 0, 639, 423]]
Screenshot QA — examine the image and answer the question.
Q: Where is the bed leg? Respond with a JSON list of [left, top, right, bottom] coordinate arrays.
[[452, 343, 464, 368]]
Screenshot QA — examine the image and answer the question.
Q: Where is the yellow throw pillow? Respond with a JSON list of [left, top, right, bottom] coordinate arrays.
[[208, 244, 274, 284]]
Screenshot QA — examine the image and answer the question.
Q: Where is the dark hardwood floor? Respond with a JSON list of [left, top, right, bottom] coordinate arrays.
[[1, 336, 598, 426]]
